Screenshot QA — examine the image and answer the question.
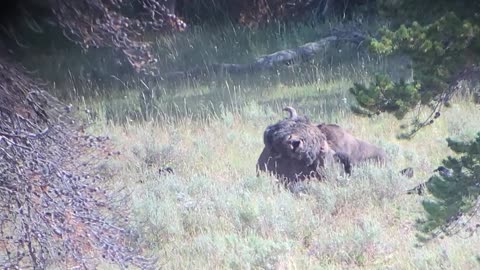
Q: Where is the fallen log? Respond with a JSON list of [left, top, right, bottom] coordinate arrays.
[[159, 29, 366, 81]]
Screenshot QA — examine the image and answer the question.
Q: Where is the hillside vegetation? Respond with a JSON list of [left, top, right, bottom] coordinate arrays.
[[2, 0, 479, 268], [58, 21, 480, 269]]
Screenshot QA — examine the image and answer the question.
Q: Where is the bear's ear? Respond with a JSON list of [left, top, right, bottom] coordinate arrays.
[[263, 124, 274, 145]]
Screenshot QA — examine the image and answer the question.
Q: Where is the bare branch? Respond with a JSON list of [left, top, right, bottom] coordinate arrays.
[[0, 52, 154, 268]]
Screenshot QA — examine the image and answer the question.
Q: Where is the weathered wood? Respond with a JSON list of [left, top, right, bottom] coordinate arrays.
[[160, 31, 364, 81]]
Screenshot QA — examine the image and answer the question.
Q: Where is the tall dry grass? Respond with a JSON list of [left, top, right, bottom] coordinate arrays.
[[22, 17, 480, 269], [86, 95, 480, 269]]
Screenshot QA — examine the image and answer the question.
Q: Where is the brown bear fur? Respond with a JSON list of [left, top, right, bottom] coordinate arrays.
[[257, 112, 345, 182]]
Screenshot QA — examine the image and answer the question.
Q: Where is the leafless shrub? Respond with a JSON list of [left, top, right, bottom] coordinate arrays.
[[0, 56, 154, 268]]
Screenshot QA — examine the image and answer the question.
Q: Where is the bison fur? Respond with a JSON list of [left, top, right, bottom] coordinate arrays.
[[317, 123, 387, 165]]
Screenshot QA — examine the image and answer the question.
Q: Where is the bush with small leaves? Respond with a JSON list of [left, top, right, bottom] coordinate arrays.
[[351, 1, 480, 136]]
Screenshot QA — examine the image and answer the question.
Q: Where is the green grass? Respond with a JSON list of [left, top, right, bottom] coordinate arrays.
[[24, 18, 480, 269], [90, 98, 480, 269]]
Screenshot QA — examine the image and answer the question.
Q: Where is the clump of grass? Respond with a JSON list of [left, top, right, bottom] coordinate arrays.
[[306, 216, 386, 267]]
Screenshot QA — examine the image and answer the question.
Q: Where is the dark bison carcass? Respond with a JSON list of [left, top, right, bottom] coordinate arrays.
[[317, 123, 387, 165], [316, 122, 414, 177]]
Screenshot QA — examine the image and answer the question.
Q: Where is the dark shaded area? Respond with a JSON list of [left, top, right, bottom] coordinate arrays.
[[400, 167, 414, 178], [333, 151, 352, 175], [176, 0, 371, 25], [0, 0, 185, 74], [159, 166, 175, 175]]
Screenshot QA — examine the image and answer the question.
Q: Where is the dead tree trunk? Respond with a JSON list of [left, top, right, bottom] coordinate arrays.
[[159, 29, 366, 81]]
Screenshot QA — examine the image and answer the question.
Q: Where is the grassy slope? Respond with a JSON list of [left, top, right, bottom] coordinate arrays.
[[42, 20, 480, 269], [94, 96, 479, 269]]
